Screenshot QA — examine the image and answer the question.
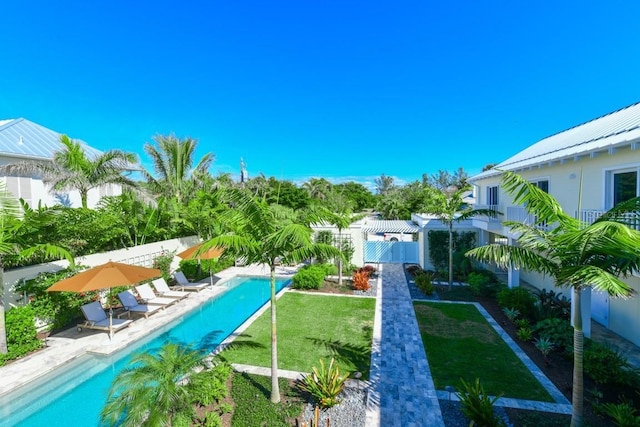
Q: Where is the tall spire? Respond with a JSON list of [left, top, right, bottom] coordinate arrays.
[[240, 157, 248, 184]]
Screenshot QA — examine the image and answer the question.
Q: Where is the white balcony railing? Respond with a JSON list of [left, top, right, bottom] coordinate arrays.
[[506, 206, 551, 231], [576, 209, 640, 230], [473, 204, 502, 221]]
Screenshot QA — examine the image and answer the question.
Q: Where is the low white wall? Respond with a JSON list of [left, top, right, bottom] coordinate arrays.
[[312, 224, 364, 267], [3, 236, 200, 309]]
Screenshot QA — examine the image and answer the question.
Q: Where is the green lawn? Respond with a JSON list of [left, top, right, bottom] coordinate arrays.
[[222, 292, 375, 378], [414, 301, 553, 402]]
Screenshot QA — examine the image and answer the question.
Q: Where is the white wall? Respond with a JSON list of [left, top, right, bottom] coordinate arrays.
[[312, 223, 364, 267], [3, 235, 200, 309]]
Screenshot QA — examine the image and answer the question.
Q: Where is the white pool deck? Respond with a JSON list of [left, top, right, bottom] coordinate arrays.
[[0, 264, 297, 398]]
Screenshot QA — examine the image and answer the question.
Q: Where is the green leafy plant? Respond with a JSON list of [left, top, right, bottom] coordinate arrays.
[[584, 341, 632, 385], [597, 401, 640, 427], [502, 307, 520, 322], [516, 327, 533, 342], [534, 288, 571, 321], [514, 318, 529, 329], [467, 269, 503, 297], [534, 317, 573, 353], [153, 250, 176, 281], [188, 362, 232, 406], [415, 272, 435, 296], [0, 305, 42, 366], [298, 358, 349, 408], [292, 265, 326, 290], [497, 287, 536, 319], [534, 337, 555, 366], [457, 377, 505, 427]]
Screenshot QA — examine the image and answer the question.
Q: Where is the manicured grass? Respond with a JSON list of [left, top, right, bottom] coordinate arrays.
[[433, 284, 477, 301], [414, 301, 554, 402], [222, 292, 375, 378], [230, 372, 303, 427]]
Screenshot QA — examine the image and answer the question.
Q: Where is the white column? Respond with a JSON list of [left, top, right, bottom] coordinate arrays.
[[507, 237, 519, 288]]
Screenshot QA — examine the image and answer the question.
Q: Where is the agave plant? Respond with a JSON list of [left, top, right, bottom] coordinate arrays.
[[298, 358, 350, 408]]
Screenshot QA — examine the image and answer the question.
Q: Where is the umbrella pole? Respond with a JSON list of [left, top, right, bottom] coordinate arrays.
[[209, 267, 214, 289], [109, 307, 113, 341]]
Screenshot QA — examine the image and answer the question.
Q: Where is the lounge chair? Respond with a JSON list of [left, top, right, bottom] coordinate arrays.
[[117, 290, 163, 318], [78, 301, 133, 334], [135, 283, 178, 307], [173, 271, 208, 292], [152, 278, 189, 300]]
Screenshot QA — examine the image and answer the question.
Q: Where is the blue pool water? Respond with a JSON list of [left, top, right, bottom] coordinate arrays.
[[0, 276, 290, 427]]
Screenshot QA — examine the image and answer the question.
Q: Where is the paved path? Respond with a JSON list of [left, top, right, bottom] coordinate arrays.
[[368, 263, 444, 427]]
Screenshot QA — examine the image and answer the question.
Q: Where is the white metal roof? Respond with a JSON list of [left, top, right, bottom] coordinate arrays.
[[0, 118, 104, 160], [361, 220, 421, 233], [472, 102, 640, 180]]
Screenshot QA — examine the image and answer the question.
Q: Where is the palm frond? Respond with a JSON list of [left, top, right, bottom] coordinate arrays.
[[557, 265, 634, 298], [466, 243, 557, 275]]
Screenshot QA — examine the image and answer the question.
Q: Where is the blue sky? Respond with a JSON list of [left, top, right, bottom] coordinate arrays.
[[2, 1, 640, 189]]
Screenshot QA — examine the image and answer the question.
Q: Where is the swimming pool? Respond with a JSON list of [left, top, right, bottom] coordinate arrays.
[[0, 276, 291, 427]]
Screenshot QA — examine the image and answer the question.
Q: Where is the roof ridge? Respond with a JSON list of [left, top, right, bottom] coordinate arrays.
[[536, 101, 640, 141]]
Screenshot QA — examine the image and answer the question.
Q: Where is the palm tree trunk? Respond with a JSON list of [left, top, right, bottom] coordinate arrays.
[[570, 287, 584, 427], [448, 223, 454, 291], [0, 266, 7, 353], [269, 264, 281, 403], [81, 190, 88, 209], [337, 229, 343, 286]]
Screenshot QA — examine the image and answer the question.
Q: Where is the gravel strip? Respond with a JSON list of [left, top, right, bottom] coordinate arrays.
[[301, 388, 367, 427]]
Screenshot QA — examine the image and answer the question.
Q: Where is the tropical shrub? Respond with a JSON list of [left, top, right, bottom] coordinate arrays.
[[179, 257, 235, 281], [153, 250, 176, 281], [292, 266, 326, 290], [314, 230, 334, 264], [467, 269, 503, 297], [297, 358, 349, 409], [534, 337, 555, 366], [514, 318, 529, 329], [534, 318, 573, 353], [428, 230, 476, 279], [516, 327, 533, 342], [597, 401, 640, 427], [189, 362, 232, 406], [415, 272, 434, 296], [497, 287, 536, 319], [318, 263, 338, 276], [457, 378, 505, 427], [502, 307, 520, 322], [352, 271, 370, 291], [1, 305, 42, 366], [584, 341, 633, 385], [534, 288, 571, 321]]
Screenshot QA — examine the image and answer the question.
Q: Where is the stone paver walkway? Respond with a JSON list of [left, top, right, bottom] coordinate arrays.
[[367, 263, 444, 427]]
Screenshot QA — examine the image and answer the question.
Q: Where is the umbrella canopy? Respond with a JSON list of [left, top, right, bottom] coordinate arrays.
[[47, 261, 162, 293], [177, 243, 224, 261]]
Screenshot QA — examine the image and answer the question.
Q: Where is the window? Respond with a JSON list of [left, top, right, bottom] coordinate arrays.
[[487, 186, 498, 206], [606, 168, 639, 208], [534, 180, 549, 193]]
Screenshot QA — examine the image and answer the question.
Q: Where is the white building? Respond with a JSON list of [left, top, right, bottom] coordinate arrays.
[[470, 101, 640, 346], [0, 118, 121, 208]]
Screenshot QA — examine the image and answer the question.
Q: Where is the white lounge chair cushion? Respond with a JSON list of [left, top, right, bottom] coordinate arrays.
[[152, 278, 189, 299], [135, 284, 177, 306]]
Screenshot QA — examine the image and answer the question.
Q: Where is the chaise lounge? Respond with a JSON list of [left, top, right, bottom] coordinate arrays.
[[152, 278, 189, 300], [173, 271, 209, 292], [78, 301, 133, 334], [135, 283, 178, 307], [117, 290, 163, 318]]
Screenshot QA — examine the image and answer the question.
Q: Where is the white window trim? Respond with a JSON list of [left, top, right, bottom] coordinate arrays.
[[603, 164, 640, 209]]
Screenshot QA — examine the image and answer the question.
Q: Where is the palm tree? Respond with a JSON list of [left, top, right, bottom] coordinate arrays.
[[374, 173, 395, 196], [100, 343, 204, 426], [303, 178, 332, 201], [0, 135, 139, 209], [466, 171, 640, 427], [0, 182, 74, 353], [203, 189, 341, 403], [322, 202, 365, 285], [426, 185, 497, 289], [143, 134, 214, 204]]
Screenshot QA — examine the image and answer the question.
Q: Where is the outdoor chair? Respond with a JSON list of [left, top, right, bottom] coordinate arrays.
[[135, 283, 178, 307], [78, 301, 133, 333], [173, 271, 208, 292], [117, 290, 163, 318], [152, 278, 189, 300]]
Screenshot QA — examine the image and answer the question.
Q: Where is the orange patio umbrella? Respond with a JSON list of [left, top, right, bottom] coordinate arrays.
[[177, 242, 224, 287], [47, 261, 162, 293], [47, 261, 162, 340]]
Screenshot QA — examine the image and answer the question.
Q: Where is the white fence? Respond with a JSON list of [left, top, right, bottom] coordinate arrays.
[[3, 235, 200, 309]]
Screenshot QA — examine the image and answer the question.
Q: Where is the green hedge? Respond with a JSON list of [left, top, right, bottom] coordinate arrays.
[[0, 305, 42, 366], [292, 265, 326, 290], [179, 257, 235, 281]]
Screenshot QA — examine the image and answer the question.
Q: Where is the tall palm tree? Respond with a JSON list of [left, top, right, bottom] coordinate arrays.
[[143, 134, 214, 204], [425, 185, 497, 289], [100, 343, 204, 426], [322, 202, 365, 285], [466, 171, 640, 427], [203, 189, 341, 403], [0, 135, 139, 208], [0, 182, 74, 353], [303, 178, 332, 201]]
